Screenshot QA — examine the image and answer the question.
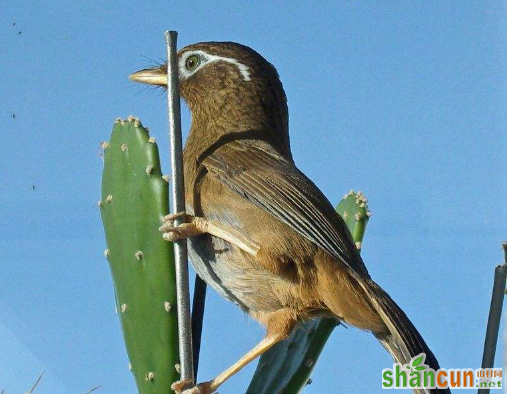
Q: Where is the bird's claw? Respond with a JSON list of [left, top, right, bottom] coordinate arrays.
[[163, 211, 191, 223], [171, 378, 194, 394], [171, 379, 214, 394], [161, 223, 198, 241], [160, 212, 199, 241]]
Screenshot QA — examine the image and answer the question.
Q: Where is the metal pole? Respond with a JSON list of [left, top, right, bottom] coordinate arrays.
[[165, 30, 194, 383], [478, 243, 507, 394]]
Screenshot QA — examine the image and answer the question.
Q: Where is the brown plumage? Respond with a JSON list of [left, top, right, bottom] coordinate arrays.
[[130, 41, 448, 394]]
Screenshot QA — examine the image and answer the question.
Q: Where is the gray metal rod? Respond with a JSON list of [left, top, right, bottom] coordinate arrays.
[[165, 30, 194, 383], [478, 243, 507, 394]]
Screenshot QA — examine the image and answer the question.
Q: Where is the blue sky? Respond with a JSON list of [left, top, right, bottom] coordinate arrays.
[[1, 0, 506, 393]]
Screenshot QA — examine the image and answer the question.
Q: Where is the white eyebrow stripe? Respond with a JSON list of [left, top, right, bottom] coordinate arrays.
[[179, 50, 251, 81]]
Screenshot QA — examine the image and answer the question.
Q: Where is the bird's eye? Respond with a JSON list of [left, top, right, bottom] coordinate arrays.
[[185, 55, 200, 71]]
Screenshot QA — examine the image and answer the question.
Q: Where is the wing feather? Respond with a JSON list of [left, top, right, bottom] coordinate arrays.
[[199, 139, 369, 277]]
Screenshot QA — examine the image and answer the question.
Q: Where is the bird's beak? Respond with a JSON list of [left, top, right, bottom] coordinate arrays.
[[129, 66, 167, 86]]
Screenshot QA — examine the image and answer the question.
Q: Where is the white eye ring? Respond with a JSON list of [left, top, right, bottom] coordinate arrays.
[[179, 50, 251, 81]]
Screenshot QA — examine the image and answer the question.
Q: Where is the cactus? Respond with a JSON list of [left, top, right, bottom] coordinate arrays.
[[100, 116, 179, 394], [246, 191, 370, 394]]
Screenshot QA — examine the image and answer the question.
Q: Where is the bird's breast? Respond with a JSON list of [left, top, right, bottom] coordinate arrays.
[[186, 230, 287, 314], [184, 182, 295, 314], [183, 164, 322, 317]]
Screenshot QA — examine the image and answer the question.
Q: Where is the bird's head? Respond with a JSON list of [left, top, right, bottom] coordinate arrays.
[[130, 42, 289, 151]]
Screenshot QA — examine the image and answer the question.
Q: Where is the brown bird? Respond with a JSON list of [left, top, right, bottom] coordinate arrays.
[[130, 42, 448, 394]]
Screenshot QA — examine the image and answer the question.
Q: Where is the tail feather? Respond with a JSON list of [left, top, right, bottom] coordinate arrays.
[[361, 279, 451, 394]]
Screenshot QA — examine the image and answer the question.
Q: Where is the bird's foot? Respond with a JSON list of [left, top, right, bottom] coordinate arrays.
[[160, 212, 260, 256], [171, 379, 214, 394], [171, 378, 193, 393], [160, 211, 201, 241]]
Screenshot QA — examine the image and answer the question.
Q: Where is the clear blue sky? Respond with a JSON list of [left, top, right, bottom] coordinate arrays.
[[1, 1, 506, 393]]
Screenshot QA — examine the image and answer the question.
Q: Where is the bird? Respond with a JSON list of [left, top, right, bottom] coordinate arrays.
[[129, 41, 449, 394]]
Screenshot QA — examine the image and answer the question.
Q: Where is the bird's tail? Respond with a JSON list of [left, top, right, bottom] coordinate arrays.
[[362, 279, 451, 394]]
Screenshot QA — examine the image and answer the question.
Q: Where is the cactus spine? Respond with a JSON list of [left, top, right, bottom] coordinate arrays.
[[246, 191, 370, 394], [100, 117, 179, 394]]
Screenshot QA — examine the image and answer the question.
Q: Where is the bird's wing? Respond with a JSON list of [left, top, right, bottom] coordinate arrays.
[[198, 138, 370, 277]]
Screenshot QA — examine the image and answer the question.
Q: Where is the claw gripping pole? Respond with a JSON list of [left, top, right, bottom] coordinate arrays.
[[165, 31, 194, 383]]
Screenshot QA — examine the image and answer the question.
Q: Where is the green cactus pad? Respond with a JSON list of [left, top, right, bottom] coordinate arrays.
[[246, 190, 370, 394], [100, 116, 179, 393]]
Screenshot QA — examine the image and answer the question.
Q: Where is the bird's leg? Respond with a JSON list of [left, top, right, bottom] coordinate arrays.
[[172, 309, 297, 394], [160, 212, 261, 256]]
